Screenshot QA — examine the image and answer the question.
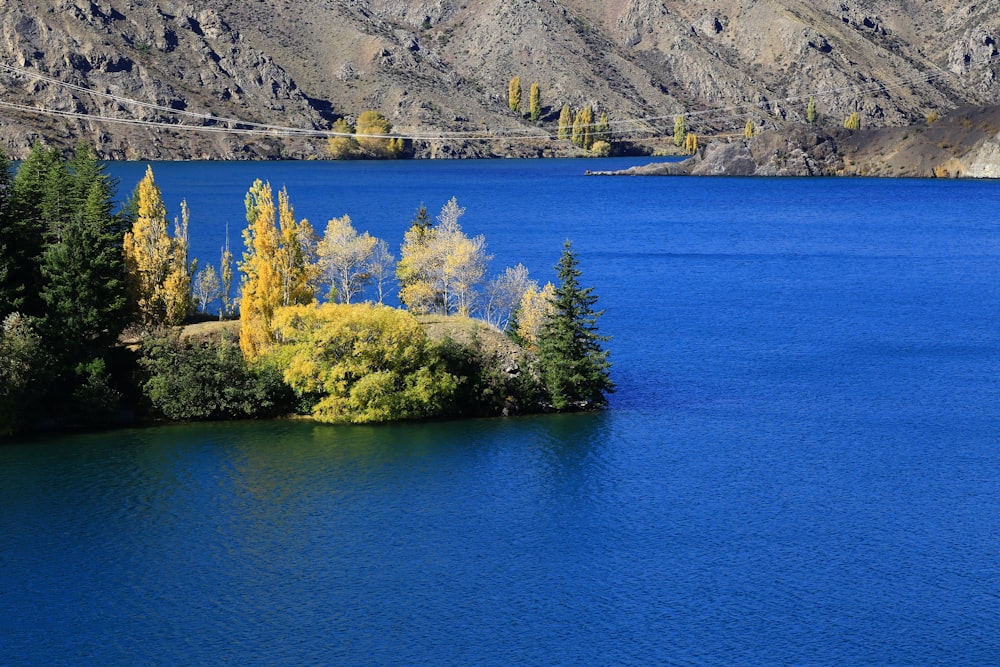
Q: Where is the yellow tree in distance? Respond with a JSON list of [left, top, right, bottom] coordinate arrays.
[[557, 104, 573, 140], [508, 76, 522, 113], [356, 110, 403, 158], [529, 82, 541, 121]]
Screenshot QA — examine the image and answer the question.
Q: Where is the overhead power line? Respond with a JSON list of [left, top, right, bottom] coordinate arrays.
[[2, 54, 998, 142]]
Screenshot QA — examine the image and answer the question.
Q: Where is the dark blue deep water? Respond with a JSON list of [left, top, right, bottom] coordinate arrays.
[[2, 159, 999, 665]]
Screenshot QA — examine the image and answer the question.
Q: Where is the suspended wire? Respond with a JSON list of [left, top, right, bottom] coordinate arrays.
[[2, 52, 998, 142]]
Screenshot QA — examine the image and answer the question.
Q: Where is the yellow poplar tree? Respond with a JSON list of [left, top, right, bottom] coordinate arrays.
[[572, 105, 594, 149], [276, 188, 316, 308], [161, 200, 192, 325], [685, 132, 699, 155], [515, 281, 556, 353], [239, 180, 283, 359], [240, 182, 314, 358], [529, 82, 541, 121], [508, 76, 522, 113], [806, 97, 818, 124], [595, 111, 611, 144], [557, 104, 573, 140], [123, 165, 173, 325], [673, 114, 686, 147]]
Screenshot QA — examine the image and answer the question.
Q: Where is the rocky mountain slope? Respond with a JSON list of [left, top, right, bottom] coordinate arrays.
[[1, 0, 999, 159]]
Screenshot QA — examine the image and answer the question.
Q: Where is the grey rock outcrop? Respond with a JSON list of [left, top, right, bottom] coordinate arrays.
[[594, 105, 1000, 178]]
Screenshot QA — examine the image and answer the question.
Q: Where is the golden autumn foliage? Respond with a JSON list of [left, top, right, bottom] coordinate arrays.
[[123, 165, 192, 325], [508, 76, 522, 113], [572, 105, 594, 149], [276, 188, 316, 308], [558, 104, 572, 140], [162, 200, 191, 325], [356, 110, 403, 158], [685, 132, 699, 155], [268, 303, 459, 424], [327, 118, 360, 159], [515, 281, 556, 353], [673, 114, 686, 147], [590, 140, 611, 157], [239, 180, 314, 360], [528, 81, 541, 121]]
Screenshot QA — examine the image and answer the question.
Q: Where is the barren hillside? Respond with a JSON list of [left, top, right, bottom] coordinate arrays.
[[1, 0, 998, 159]]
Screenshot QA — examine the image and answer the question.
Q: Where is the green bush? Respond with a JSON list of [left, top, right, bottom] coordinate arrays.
[[436, 332, 542, 418], [0, 313, 51, 436], [139, 329, 293, 421]]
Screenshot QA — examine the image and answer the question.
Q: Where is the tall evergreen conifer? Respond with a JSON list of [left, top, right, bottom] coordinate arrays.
[[40, 145, 128, 363], [537, 240, 613, 410], [0, 150, 16, 317], [6, 143, 60, 316]]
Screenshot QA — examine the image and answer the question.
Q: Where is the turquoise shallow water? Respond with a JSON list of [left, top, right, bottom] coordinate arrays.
[[2, 160, 999, 664]]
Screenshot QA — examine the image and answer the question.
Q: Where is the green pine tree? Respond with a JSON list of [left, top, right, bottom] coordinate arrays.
[[6, 143, 61, 316], [0, 149, 16, 318], [39, 144, 128, 368], [537, 240, 614, 410]]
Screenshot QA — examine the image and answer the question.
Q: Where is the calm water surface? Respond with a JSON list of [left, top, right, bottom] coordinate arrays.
[[2, 159, 999, 665]]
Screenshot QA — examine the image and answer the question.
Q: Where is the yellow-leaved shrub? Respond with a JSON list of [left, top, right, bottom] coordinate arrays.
[[267, 303, 459, 423]]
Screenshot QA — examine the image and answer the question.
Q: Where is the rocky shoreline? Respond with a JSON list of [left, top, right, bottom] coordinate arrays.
[[589, 105, 1000, 179]]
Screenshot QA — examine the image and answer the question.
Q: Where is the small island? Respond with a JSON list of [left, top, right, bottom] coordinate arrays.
[[0, 144, 613, 439]]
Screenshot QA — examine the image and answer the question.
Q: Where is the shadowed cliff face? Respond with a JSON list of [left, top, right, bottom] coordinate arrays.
[[1, 0, 999, 159]]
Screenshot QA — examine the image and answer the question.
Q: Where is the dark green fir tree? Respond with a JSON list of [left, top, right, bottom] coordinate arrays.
[[0, 149, 14, 316], [537, 240, 614, 410], [39, 145, 129, 365]]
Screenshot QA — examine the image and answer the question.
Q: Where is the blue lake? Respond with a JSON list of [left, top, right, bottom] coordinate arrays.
[[2, 159, 999, 664]]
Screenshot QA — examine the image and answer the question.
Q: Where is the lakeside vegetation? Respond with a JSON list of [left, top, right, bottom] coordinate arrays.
[[0, 142, 613, 439]]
